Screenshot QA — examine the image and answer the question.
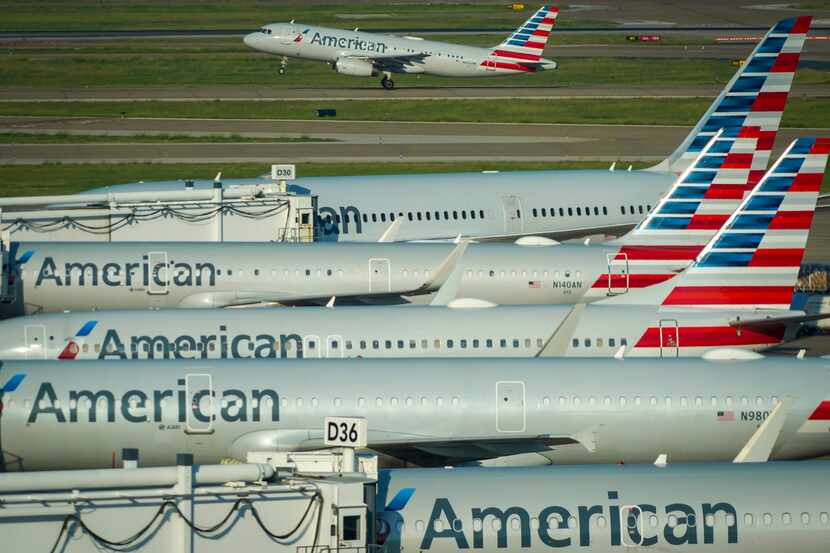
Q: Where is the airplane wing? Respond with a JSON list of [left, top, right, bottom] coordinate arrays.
[[341, 51, 429, 71], [365, 435, 577, 467]]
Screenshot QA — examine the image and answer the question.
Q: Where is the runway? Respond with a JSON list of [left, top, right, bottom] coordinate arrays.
[[0, 116, 823, 164]]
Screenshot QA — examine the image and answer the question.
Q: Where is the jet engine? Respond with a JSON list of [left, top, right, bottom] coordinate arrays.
[[334, 58, 377, 77]]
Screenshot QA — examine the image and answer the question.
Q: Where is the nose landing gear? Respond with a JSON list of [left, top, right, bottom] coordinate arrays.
[[380, 72, 395, 90]]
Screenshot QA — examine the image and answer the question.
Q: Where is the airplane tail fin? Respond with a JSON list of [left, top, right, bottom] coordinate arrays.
[[649, 16, 811, 177], [660, 137, 828, 309], [601, 137, 828, 309], [493, 5, 558, 63]]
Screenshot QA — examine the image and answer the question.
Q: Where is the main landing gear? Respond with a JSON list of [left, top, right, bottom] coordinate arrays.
[[278, 56, 288, 75], [380, 72, 395, 90]]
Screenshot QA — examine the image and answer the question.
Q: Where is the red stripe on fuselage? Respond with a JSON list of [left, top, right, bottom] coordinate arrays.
[[662, 286, 794, 306], [590, 273, 675, 289], [634, 325, 785, 348], [616, 245, 703, 261], [493, 49, 540, 61]]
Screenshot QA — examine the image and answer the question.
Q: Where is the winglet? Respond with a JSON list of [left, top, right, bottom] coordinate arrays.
[[421, 240, 469, 292], [377, 218, 402, 243], [797, 349, 806, 359], [613, 345, 626, 360], [326, 296, 336, 308], [654, 454, 668, 468], [733, 398, 791, 463], [536, 304, 586, 357]]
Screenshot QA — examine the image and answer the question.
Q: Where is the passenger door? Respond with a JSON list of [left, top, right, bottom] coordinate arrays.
[[500, 195, 523, 235], [659, 319, 679, 358], [620, 505, 644, 546], [184, 373, 214, 434], [606, 253, 629, 295], [147, 251, 169, 295], [369, 259, 391, 294], [496, 381, 526, 432]]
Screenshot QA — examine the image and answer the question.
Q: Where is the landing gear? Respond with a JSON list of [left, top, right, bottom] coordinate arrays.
[[380, 73, 395, 90], [278, 56, 288, 75]]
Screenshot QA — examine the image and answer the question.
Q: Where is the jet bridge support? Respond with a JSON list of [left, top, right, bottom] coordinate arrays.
[[0, 449, 377, 553]]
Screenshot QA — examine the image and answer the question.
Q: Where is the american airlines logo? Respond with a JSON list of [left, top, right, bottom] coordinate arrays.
[[310, 32, 388, 53], [95, 327, 303, 360], [33, 256, 217, 288], [418, 494, 738, 549], [26, 379, 280, 424]]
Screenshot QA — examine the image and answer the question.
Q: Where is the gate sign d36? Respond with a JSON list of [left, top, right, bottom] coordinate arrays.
[[324, 417, 368, 448], [271, 164, 296, 180]]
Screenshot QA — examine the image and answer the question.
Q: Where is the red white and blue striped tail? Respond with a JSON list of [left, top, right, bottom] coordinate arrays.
[[653, 16, 811, 176], [659, 137, 829, 310], [491, 5, 558, 66], [616, 129, 762, 263]]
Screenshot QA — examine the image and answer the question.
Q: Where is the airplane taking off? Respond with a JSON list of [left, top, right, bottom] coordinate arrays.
[[2, 137, 823, 318], [378, 462, 830, 553], [84, 18, 810, 244], [2, 356, 830, 470], [243, 6, 558, 89]]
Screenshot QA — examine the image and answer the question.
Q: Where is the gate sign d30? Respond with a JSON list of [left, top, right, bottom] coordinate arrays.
[[271, 164, 296, 180], [324, 417, 368, 448]]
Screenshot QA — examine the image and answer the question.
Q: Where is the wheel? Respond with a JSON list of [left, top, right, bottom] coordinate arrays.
[[381, 77, 395, 90], [278, 67, 286, 75]]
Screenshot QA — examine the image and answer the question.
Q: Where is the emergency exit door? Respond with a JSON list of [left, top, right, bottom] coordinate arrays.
[[501, 195, 524, 235], [0, 237, 9, 303], [497, 381, 526, 432], [659, 319, 679, 358], [369, 259, 390, 293]]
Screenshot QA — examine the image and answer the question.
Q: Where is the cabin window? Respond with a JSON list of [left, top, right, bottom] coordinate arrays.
[[533, 208, 538, 217], [609, 338, 615, 347], [594, 207, 599, 215], [417, 212, 422, 221], [621, 206, 626, 214], [638, 205, 644, 214], [425, 212, 431, 221], [362, 213, 368, 223], [372, 340, 379, 350], [407, 212, 413, 221], [479, 210, 484, 218], [444, 210, 449, 219], [603, 206, 608, 215], [470, 210, 476, 220], [576, 207, 582, 216], [473, 339, 480, 348], [453, 211, 458, 219], [447, 339, 454, 349], [381, 213, 387, 222], [461, 211, 467, 220], [500, 339, 507, 348], [572, 339, 579, 348], [486, 339, 493, 348], [567, 208, 573, 216]]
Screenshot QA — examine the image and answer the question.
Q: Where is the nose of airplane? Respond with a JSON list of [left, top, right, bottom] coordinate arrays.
[[243, 32, 258, 49]]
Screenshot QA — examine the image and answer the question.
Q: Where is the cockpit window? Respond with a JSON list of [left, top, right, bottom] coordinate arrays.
[[259, 27, 272, 34]]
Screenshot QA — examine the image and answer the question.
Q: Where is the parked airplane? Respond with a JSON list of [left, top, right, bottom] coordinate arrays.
[[243, 6, 559, 89], [84, 18, 810, 243], [2, 137, 822, 318], [1, 355, 829, 470], [377, 462, 830, 553]]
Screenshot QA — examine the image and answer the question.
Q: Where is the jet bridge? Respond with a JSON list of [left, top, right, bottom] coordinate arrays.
[[0, 178, 315, 243], [0, 448, 378, 553]]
